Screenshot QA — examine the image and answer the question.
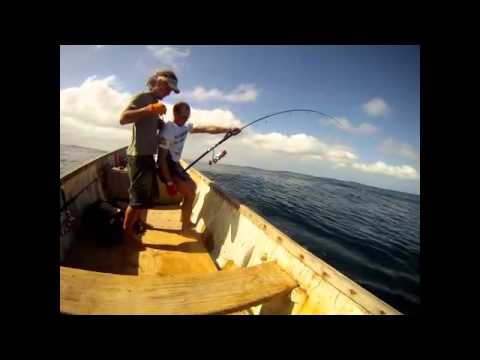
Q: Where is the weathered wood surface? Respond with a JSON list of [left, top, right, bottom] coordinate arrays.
[[61, 262, 297, 315]]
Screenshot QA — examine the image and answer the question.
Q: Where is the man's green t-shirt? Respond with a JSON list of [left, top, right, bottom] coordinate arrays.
[[126, 92, 164, 156]]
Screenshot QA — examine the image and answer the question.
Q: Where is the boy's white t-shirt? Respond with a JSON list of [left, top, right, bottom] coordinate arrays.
[[157, 121, 194, 162]]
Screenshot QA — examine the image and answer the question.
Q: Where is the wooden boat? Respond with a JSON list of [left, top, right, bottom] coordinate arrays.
[[60, 146, 402, 315]]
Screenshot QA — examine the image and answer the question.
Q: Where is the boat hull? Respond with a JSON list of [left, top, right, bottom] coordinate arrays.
[[60, 147, 401, 315]]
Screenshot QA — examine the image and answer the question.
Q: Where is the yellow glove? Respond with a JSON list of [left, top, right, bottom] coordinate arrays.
[[148, 103, 167, 115]]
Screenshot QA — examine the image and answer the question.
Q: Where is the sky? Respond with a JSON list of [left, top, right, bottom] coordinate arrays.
[[60, 45, 420, 194]]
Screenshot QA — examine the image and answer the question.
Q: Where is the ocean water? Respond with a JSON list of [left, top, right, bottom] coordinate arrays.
[[60, 144, 107, 176], [60, 144, 420, 314], [196, 162, 420, 315]]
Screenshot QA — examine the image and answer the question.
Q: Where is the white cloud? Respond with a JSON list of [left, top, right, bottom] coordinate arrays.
[[362, 97, 391, 117], [237, 131, 418, 180], [243, 132, 319, 155], [379, 138, 419, 161], [60, 75, 419, 186], [146, 45, 190, 68], [182, 108, 243, 128], [325, 148, 359, 164], [240, 132, 358, 168], [61, 75, 130, 127], [60, 75, 243, 151], [184, 84, 259, 103], [60, 75, 133, 150], [322, 117, 378, 135], [352, 161, 419, 180]]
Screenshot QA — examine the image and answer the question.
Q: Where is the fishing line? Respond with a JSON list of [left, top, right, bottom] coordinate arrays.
[[182, 109, 344, 172]]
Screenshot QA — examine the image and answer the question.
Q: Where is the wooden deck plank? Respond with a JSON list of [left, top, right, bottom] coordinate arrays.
[[142, 206, 183, 231], [138, 229, 218, 276], [61, 262, 297, 315], [227, 309, 252, 315]]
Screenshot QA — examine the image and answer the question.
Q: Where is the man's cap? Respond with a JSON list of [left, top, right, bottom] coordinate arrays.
[[157, 75, 180, 94]]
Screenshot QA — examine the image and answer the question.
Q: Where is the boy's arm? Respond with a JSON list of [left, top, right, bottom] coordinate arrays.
[[190, 126, 241, 135]]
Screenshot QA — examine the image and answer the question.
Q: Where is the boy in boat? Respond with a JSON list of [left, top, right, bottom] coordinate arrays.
[[119, 69, 180, 244], [156, 102, 241, 231]]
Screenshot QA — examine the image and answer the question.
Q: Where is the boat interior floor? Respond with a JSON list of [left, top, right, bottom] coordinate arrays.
[[63, 205, 218, 277], [61, 205, 297, 315]]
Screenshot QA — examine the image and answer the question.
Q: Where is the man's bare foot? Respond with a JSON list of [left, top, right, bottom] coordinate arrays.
[[133, 221, 149, 234]]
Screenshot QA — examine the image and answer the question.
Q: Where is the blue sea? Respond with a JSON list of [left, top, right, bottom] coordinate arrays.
[[61, 144, 420, 314]]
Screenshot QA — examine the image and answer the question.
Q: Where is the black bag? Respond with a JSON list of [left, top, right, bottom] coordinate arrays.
[[83, 200, 125, 246]]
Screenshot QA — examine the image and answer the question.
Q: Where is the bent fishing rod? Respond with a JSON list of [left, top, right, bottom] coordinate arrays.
[[182, 109, 344, 172]]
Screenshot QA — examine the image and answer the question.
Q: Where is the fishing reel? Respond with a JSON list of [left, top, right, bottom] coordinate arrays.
[[209, 149, 227, 166]]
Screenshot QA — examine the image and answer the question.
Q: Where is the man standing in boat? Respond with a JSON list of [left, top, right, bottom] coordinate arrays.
[[119, 69, 180, 244], [157, 102, 241, 231]]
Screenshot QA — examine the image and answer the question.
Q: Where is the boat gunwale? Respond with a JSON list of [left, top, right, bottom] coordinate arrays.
[[184, 162, 402, 315], [60, 146, 127, 185]]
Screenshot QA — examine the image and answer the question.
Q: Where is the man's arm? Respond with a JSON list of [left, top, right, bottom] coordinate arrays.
[[120, 106, 153, 125], [120, 103, 166, 125], [190, 126, 240, 134]]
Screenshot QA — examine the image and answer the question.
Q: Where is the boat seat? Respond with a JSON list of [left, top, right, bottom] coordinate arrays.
[[60, 262, 297, 315]]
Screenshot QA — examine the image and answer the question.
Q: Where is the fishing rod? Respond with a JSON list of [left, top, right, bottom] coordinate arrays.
[[182, 109, 344, 172]]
